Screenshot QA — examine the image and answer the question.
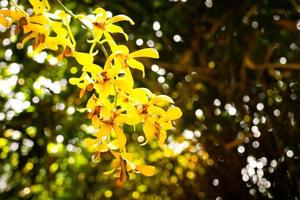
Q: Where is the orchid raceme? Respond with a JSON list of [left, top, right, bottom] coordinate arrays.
[[0, 0, 182, 183]]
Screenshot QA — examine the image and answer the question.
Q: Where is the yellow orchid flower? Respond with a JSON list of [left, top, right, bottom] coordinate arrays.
[[105, 151, 156, 185], [84, 138, 124, 162], [89, 64, 121, 100], [117, 88, 182, 144], [90, 8, 134, 41], [76, 7, 134, 53], [90, 103, 128, 151], [84, 137, 109, 162], [143, 106, 182, 146], [120, 88, 175, 121], [107, 45, 159, 77]]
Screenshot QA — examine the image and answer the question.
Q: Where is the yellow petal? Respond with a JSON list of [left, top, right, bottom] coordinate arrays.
[[100, 105, 113, 119], [29, 0, 50, 14], [91, 151, 101, 162], [50, 22, 68, 38], [104, 52, 118, 70], [23, 23, 48, 34], [0, 15, 9, 27], [161, 121, 173, 130], [83, 64, 103, 74], [94, 8, 107, 21], [130, 88, 148, 104], [148, 105, 166, 116], [136, 165, 156, 176], [143, 120, 155, 141], [91, 115, 100, 129], [114, 171, 121, 178], [84, 138, 95, 147], [86, 95, 97, 110], [120, 152, 134, 163], [103, 169, 115, 175], [106, 24, 128, 40], [130, 48, 159, 58], [114, 126, 127, 150], [29, 15, 49, 25], [21, 33, 35, 47], [137, 88, 153, 97], [115, 113, 140, 126], [99, 143, 109, 152], [69, 77, 80, 85], [115, 45, 130, 55], [107, 15, 135, 25], [69, 72, 91, 89], [73, 51, 94, 66], [95, 122, 111, 138], [108, 62, 121, 77], [150, 95, 174, 105], [110, 150, 120, 159], [166, 107, 182, 120], [127, 58, 145, 77], [0, 10, 26, 21], [77, 108, 87, 113], [158, 131, 167, 146], [114, 80, 132, 93], [98, 83, 114, 99], [84, 138, 98, 152], [45, 37, 59, 51], [107, 139, 120, 150], [122, 67, 134, 89], [104, 32, 117, 50]]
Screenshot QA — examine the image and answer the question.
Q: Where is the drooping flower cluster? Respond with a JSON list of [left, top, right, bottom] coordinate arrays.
[[0, 0, 182, 183]]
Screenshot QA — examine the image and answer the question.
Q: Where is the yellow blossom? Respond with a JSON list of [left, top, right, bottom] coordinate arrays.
[[93, 8, 134, 40], [105, 151, 156, 185], [106, 45, 159, 77]]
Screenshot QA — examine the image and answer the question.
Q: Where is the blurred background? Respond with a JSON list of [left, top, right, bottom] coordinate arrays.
[[1, 0, 300, 199]]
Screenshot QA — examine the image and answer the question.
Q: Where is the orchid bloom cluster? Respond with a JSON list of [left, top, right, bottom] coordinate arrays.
[[0, 0, 182, 183]]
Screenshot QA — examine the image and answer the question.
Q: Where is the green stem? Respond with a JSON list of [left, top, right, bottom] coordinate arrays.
[[100, 43, 109, 59], [64, 16, 76, 48]]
